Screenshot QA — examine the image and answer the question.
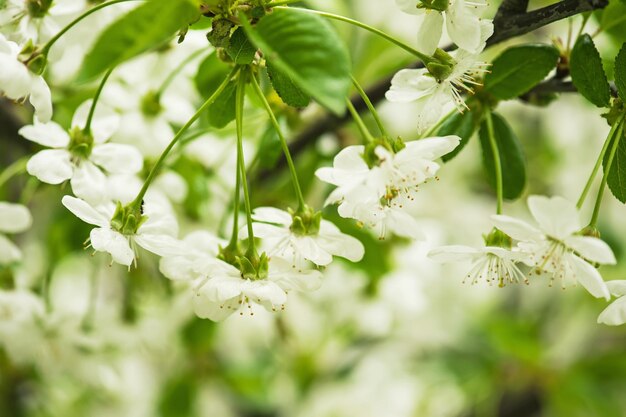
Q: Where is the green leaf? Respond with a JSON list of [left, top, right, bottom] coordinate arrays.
[[242, 8, 351, 115], [257, 121, 282, 169], [599, 1, 626, 42], [570, 34, 611, 107], [226, 27, 257, 65], [438, 110, 480, 162], [266, 61, 311, 108], [483, 44, 559, 100], [615, 43, 626, 102], [79, 0, 199, 81], [479, 113, 526, 200], [604, 129, 626, 203], [194, 52, 235, 128]]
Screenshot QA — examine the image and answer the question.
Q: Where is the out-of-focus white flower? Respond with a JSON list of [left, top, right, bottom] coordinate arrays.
[[395, 0, 491, 54], [19, 101, 142, 204], [0, 0, 87, 44], [193, 257, 322, 321], [0, 202, 32, 264], [492, 195, 614, 299], [316, 136, 459, 239], [251, 207, 364, 266], [159, 230, 226, 282], [0, 33, 52, 122], [597, 281, 626, 326], [61, 195, 181, 267], [0, 289, 45, 363], [386, 49, 490, 132], [429, 245, 529, 287]]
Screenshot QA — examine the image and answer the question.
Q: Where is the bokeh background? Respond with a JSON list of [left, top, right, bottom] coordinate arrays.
[[2, 1, 626, 416]]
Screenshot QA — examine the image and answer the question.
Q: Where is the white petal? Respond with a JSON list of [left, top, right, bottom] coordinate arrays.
[[18, 122, 69, 148], [90, 227, 134, 267], [318, 221, 365, 262], [491, 214, 542, 242], [564, 235, 616, 265], [91, 143, 143, 174], [201, 275, 244, 302], [154, 171, 188, 203], [70, 161, 108, 205], [71, 100, 120, 143], [446, 1, 482, 53], [527, 195, 580, 240], [606, 281, 626, 297], [428, 245, 481, 262], [385, 69, 436, 103], [26, 149, 73, 184], [0, 202, 32, 233], [0, 59, 31, 99], [597, 296, 626, 326], [387, 209, 424, 239], [252, 207, 292, 226], [29, 76, 53, 123], [0, 234, 22, 264], [399, 136, 461, 162], [61, 195, 109, 227], [417, 11, 443, 55], [193, 296, 239, 321], [245, 280, 288, 307], [293, 236, 333, 266], [568, 253, 610, 300], [135, 233, 184, 257], [396, 0, 422, 14], [159, 255, 196, 281]]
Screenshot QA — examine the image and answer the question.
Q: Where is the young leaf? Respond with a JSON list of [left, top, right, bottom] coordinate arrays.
[[266, 61, 311, 108], [570, 34, 611, 107], [242, 8, 351, 115], [195, 53, 235, 128], [479, 113, 526, 200], [226, 27, 257, 65], [483, 44, 559, 100], [438, 110, 480, 162], [615, 43, 626, 102], [79, 0, 199, 81], [604, 129, 626, 203]]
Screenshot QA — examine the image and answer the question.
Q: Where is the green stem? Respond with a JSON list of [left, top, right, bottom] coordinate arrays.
[[0, 157, 28, 188], [267, 0, 301, 6], [419, 107, 457, 139], [157, 49, 207, 97], [589, 119, 625, 227], [250, 71, 306, 210], [276, 7, 434, 64], [131, 66, 237, 207], [228, 145, 242, 249], [346, 98, 375, 143], [577, 120, 622, 209], [485, 112, 503, 214], [351, 75, 388, 138], [235, 71, 255, 252], [84, 67, 114, 135], [41, 0, 140, 55]]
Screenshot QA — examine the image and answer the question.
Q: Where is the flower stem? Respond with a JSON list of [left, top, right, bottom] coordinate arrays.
[[276, 7, 434, 65], [83, 67, 114, 136], [346, 98, 375, 143], [131, 66, 238, 207], [351, 75, 388, 138], [589, 118, 625, 228], [577, 120, 622, 209], [249, 70, 306, 211], [0, 157, 28, 189], [267, 0, 301, 6], [235, 70, 256, 253], [41, 0, 140, 56], [485, 111, 503, 215], [228, 140, 242, 249], [157, 48, 207, 97]]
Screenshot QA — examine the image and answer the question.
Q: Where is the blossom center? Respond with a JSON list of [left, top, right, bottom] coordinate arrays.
[[26, 0, 53, 18], [417, 0, 448, 12], [140, 91, 163, 117], [68, 127, 94, 161]]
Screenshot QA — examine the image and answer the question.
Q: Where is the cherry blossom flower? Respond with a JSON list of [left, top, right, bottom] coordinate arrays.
[[597, 281, 626, 326], [429, 245, 529, 287], [250, 207, 365, 266], [19, 101, 142, 204], [0, 202, 32, 264], [395, 0, 491, 54], [61, 196, 181, 267], [492, 195, 613, 299], [0, 33, 52, 122]]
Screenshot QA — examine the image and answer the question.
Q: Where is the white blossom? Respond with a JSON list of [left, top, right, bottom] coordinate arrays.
[[492, 195, 613, 299], [0, 202, 33, 264], [598, 281, 626, 326]]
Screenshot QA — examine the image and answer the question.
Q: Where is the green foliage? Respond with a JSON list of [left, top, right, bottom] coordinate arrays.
[[438, 110, 480, 162], [226, 27, 257, 65], [599, 0, 626, 42], [195, 52, 236, 128], [479, 113, 526, 200], [604, 127, 626, 203], [615, 43, 626, 102], [242, 8, 351, 115], [483, 44, 560, 100], [266, 62, 311, 108], [256, 121, 282, 169], [79, 0, 199, 81], [570, 34, 611, 108]]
